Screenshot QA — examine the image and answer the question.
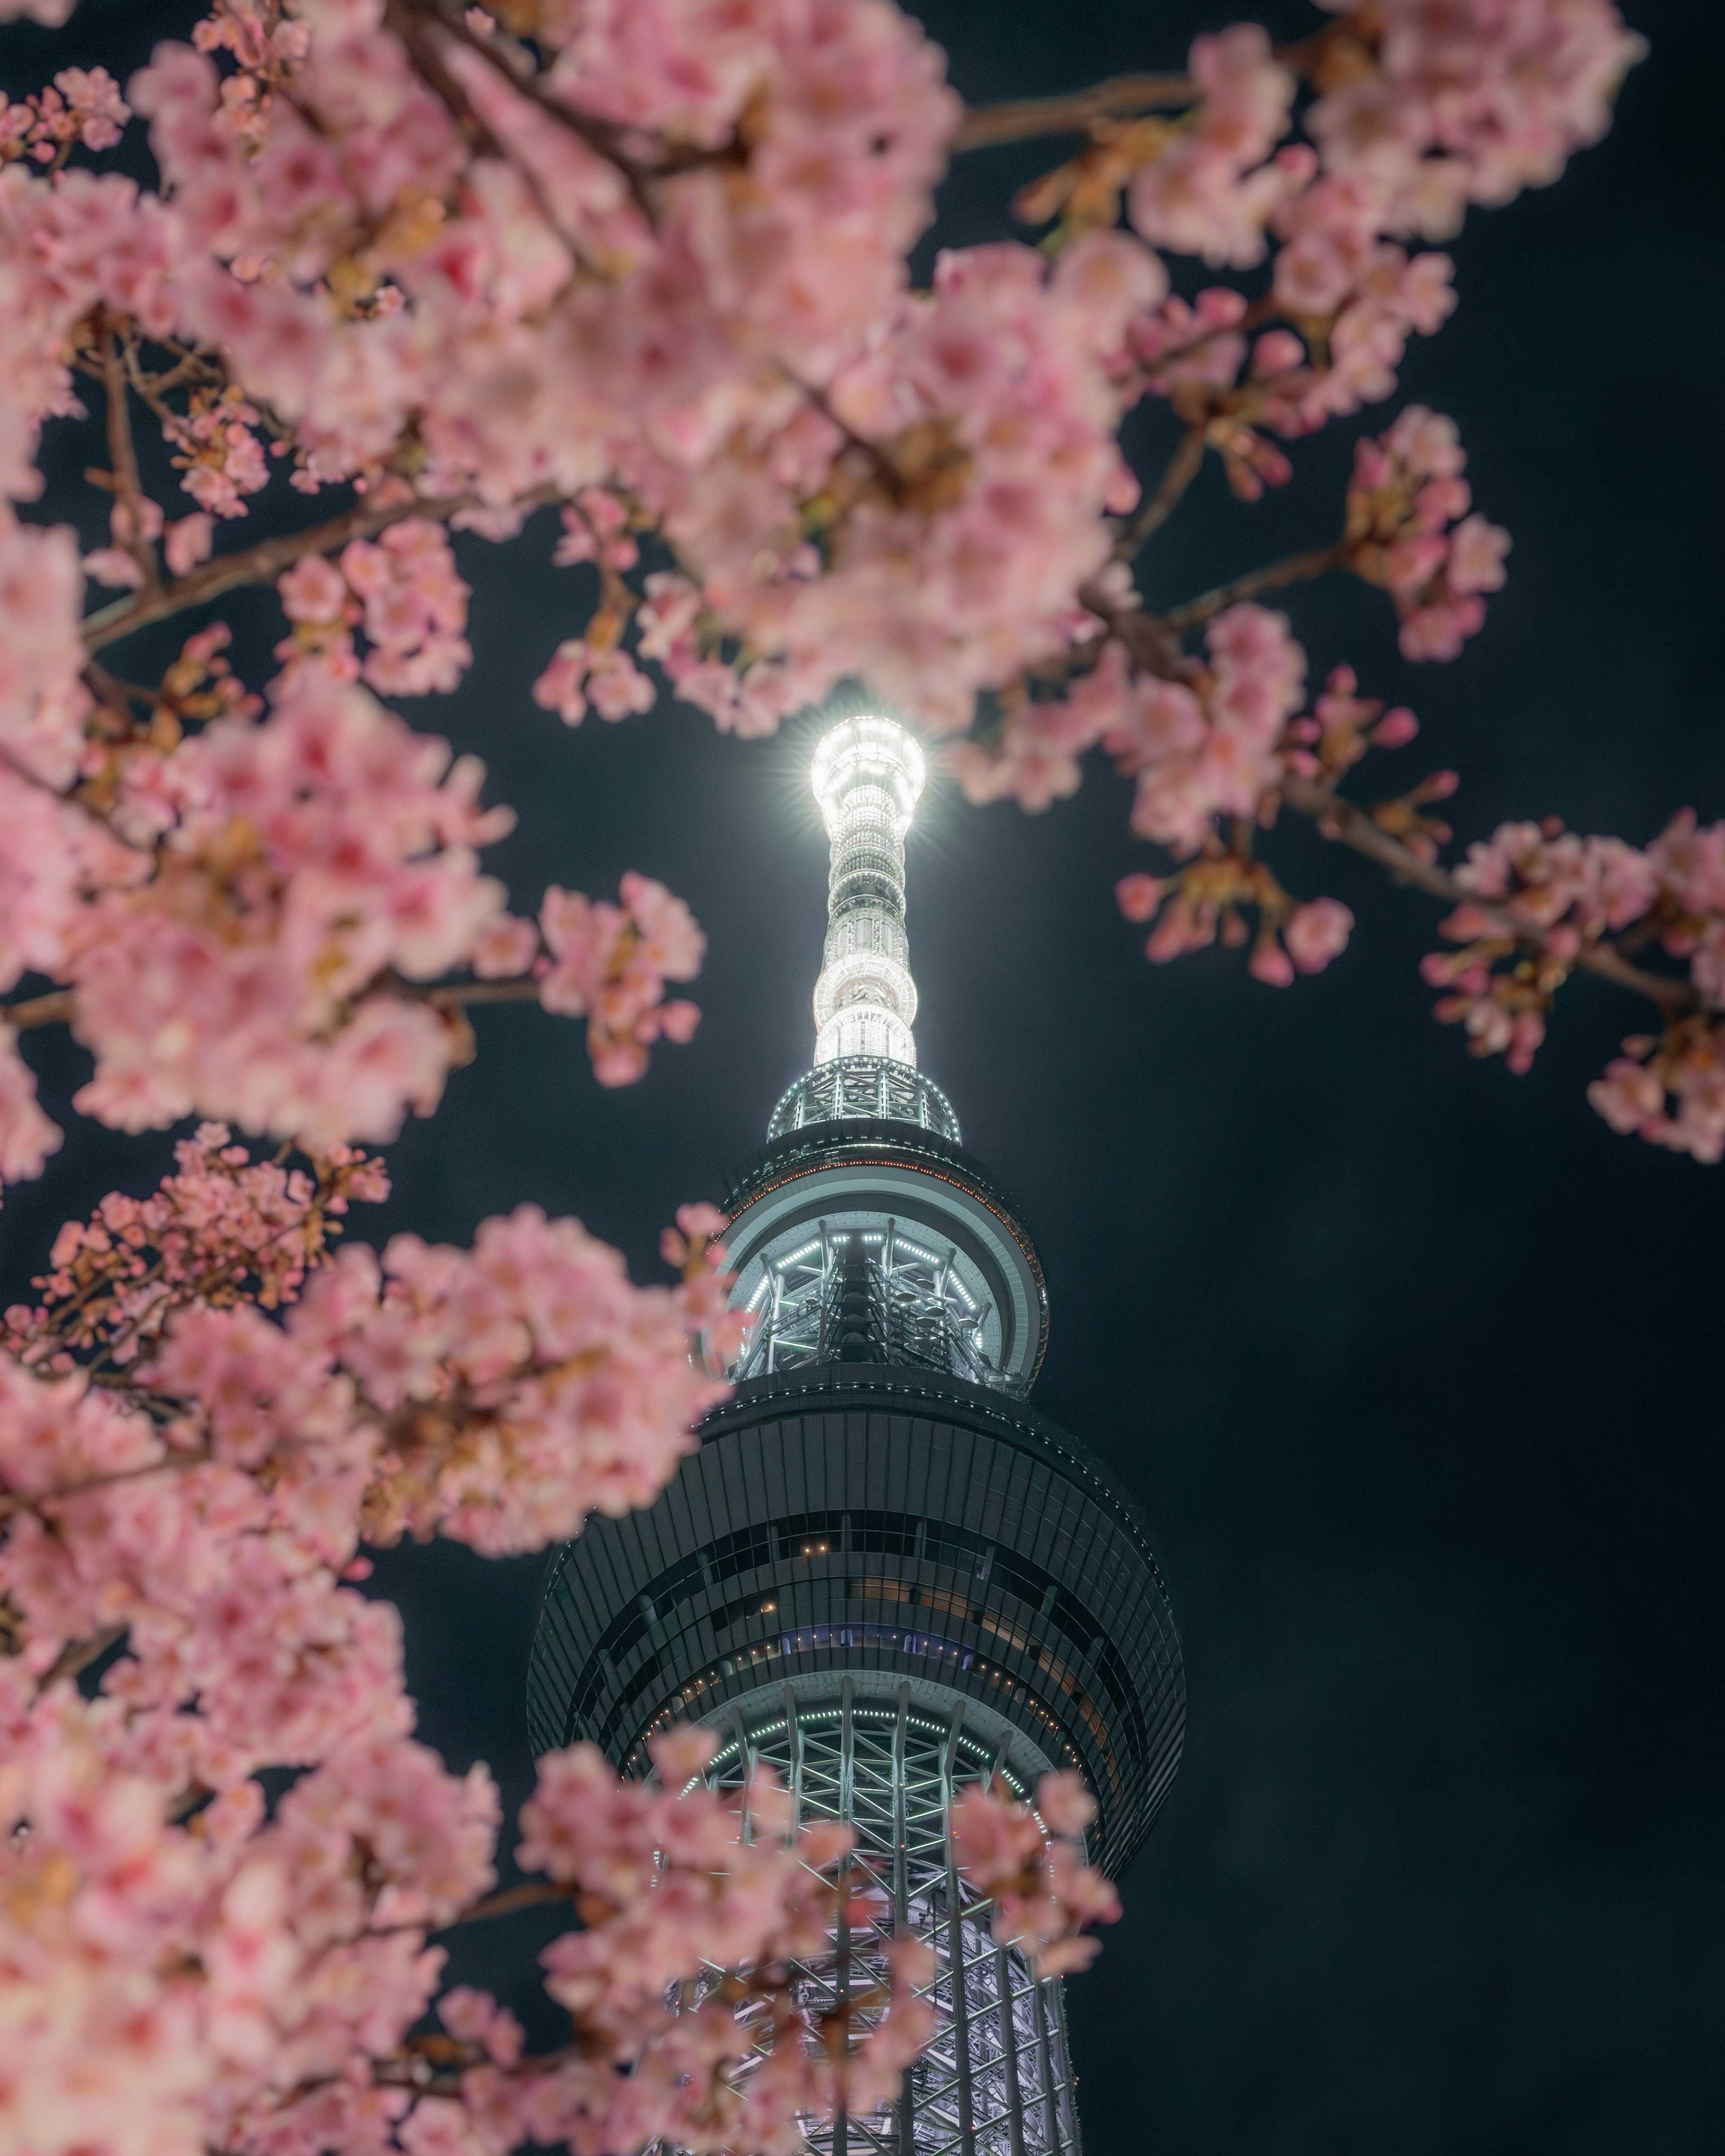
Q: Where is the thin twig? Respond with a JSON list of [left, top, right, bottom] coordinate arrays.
[[1088, 599, 1696, 1021], [394, 0, 607, 274], [433, 1880, 571, 1930], [1075, 577, 1194, 684], [1165, 542, 1348, 630], [429, 977, 543, 1010], [2, 988, 75, 1032], [953, 73, 1196, 152], [34, 1622, 128, 1695], [102, 323, 159, 591], [1115, 426, 1205, 560], [409, 0, 660, 225]]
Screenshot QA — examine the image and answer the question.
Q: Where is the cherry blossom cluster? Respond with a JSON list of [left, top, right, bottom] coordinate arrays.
[[2, 1565, 1062, 2156], [948, 1770, 1122, 1978], [0, 0, 1670, 1175], [1305, 0, 1646, 243], [1421, 814, 1725, 1161], [1125, 233, 1456, 502], [0, 1130, 740, 1761], [0, 663, 707, 1189], [537, 871, 704, 1087], [1345, 406, 1511, 661], [0, 64, 129, 166], [301, 1200, 745, 1553], [949, 602, 1304, 847], [64, 680, 516, 1149], [277, 517, 473, 698], [2, 1120, 388, 1370], [618, 231, 1151, 739], [0, 1114, 874, 2156], [459, 1724, 931, 2156], [954, 607, 1383, 988]]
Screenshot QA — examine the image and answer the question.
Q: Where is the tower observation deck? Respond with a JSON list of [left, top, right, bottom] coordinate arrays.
[[528, 716, 1185, 2156]]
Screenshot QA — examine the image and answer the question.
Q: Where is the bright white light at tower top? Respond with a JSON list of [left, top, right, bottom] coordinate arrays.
[[806, 712, 925, 1073], [811, 714, 925, 838]]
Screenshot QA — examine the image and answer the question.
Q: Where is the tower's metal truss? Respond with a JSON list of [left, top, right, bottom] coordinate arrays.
[[734, 1225, 1020, 1397], [685, 1683, 1079, 2156]]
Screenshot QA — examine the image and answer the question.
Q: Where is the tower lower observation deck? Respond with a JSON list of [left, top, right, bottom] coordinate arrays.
[[528, 716, 1185, 2156]]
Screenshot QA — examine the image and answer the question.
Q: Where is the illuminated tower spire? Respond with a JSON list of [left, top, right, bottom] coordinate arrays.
[[810, 715, 925, 1069], [770, 715, 960, 1142]]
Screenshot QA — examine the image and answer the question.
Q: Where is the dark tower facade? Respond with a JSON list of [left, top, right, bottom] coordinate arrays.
[[528, 718, 1185, 2156]]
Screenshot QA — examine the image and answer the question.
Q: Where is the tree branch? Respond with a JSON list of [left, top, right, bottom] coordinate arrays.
[[428, 977, 543, 1010], [3, 974, 540, 1059], [34, 1622, 128, 1695], [102, 323, 159, 591], [404, 0, 661, 225], [0, 1448, 212, 1524], [1115, 426, 1206, 560], [953, 74, 1195, 152], [3, 988, 75, 1031], [1088, 598, 1697, 1021], [81, 487, 496, 653], [1279, 772, 1699, 1017], [1164, 542, 1348, 629], [432, 1879, 571, 1930]]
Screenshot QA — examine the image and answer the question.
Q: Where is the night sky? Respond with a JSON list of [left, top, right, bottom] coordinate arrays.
[[4, 3, 1722, 2151]]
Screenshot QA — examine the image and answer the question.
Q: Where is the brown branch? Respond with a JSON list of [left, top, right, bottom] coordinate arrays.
[[384, 0, 509, 158], [953, 73, 1196, 152], [34, 1621, 128, 1694], [1076, 577, 1194, 684], [2, 973, 537, 1064], [1115, 426, 1205, 560], [3, 988, 75, 1032], [0, 1448, 211, 1524], [1279, 772, 1699, 1017], [81, 487, 491, 653], [406, 0, 660, 225], [1088, 600, 1697, 1022], [428, 977, 543, 1010], [432, 1879, 571, 1930], [1164, 542, 1348, 630], [102, 323, 159, 591]]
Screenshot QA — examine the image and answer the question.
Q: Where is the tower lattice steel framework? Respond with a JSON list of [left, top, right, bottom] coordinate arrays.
[[528, 716, 1185, 2156]]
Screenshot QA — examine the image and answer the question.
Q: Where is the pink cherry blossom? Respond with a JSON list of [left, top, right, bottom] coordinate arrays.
[[164, 511, 214, 576], [1307, 0, 1646, 242], [0, 511, 92, 786], [949, 1772, 1120, 1979], [1346, 407, 1511, 659], [1127, 27, 1297, 268], [1590, 1022, 1725, 1165], [0, 1025, 60, 1186], [538, 872, 704, 1087], [1285, 896, 1355, 974], [66, 680, 516, 1149], [533, 640, 656, 727]]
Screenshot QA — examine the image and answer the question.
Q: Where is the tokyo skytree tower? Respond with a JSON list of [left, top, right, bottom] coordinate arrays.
[[528, 714, 1185, 2156]]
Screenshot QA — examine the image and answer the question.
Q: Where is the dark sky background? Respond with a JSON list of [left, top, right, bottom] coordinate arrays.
[[4, 2, 1722, 2151]]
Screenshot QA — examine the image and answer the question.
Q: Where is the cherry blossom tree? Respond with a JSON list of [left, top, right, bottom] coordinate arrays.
[[0, 2, 1688, 2152]]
